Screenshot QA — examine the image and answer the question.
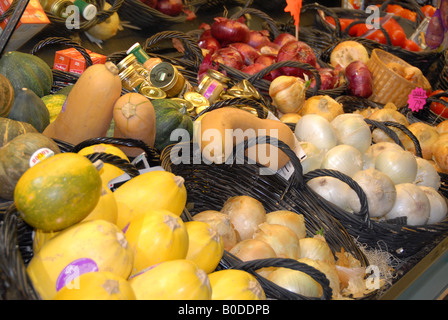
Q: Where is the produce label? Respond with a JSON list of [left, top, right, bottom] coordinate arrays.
[[408, 87, 427, 112], [55, 258, 99, 291], [29, 148, 55, 167]]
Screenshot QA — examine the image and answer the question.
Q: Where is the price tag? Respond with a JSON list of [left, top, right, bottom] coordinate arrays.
[[408, 87, 427, 112]]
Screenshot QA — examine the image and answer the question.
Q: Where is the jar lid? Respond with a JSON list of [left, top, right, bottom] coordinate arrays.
[[149, 62, 178, 90], [207, 69, 230, 83], [140, 86, 167, 99], [118, 65, 136, 80], [117, 54, 137, 71], [184, 92, 210, 108]]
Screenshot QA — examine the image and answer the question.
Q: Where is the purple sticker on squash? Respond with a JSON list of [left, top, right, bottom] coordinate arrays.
[[408, 87, 427, 112], [55, 258, 98, 291]]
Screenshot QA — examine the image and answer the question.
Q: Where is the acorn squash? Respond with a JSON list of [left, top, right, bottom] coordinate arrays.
[[0, 117, 37, 148], [151, 99, 193, 152], [0, 73, 14, 117], [0, 132, 60, 200], [8, 88, 50, 132], [0, 51, 53, 97]]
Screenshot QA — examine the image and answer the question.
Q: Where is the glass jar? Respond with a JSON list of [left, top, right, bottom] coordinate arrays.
[[40, 0, 72, 18], [118, 65, 150, 92], [149, 62, 189, 98], [126, 42, 163, 73], [117, 54, 151, 82]]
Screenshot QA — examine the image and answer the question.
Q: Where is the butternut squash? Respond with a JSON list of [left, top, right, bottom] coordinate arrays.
[[43, 62, 122, 145], [112, 92, 156, 157], [198, 107, 296, 171]]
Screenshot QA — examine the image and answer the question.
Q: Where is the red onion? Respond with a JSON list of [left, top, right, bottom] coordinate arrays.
[[273, 33, 297, 47], [309, 68, 336, 90], [345, 60, 373, 98], [247, 30, 271, 49], [255, 54, 276, 67], [156, 0, 183, 16], [276, 40, 317, 78], [241, 63, 266, 75], [212, 47, 245, 70], [198, 36, 221, 55], [210, 17, 250, 45], [229, 42, 260, 65], [259, 42, 280, 56], [140, 0, 157, 8]]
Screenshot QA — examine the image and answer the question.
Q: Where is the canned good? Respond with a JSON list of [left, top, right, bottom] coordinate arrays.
[[198, 75, 225, 103], [117, 54, 150, 80], [149, 62, 187, 98], [184, 92, 210, 116], [140, 86, 166, 99], [118, 65, 150, 92]]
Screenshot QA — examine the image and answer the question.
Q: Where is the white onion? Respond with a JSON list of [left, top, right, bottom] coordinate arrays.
[[368, 108, 412, 150], [331, 113, 372, 153], [419, 186, 448, 224], [374, 149, 418, 184], [294, 114, 338, 151], [363, 142, 404, 169], [414, 157, 441, 190], [384, 183, 430, 226], [307, 176, 359, 213], [266, 210, 307, 240], [298, 141, 325, 174], [321, 144, 363, 177]]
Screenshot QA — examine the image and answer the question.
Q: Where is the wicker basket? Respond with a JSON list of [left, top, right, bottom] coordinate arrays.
[[367, 49, 431, 108], [117, 0, 188, 29], [303, 119, 448, 259]]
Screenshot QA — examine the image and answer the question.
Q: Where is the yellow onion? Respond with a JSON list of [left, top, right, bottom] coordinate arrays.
[[266, 267, 323, 298], [253, 222, 301, 259], [280, 112, 301, 124], [407, 122, 439, 160], [298, 258, 341, 299], [53, 271, 136, 300], [129, 259, 212, 300], [300, 95, 344, 122], [192, 210, 237, 251], [269, 76, 307, 114], [265, 210, 307, 239], [220, 195, 266, 241], [437, 120, 448, 134], [229, 239, 277, 261], [185, 221, 224, 274], [431, 136, 448, 172], [124, 209, 189, 276], [368, 108, 412, 150], [298, 237, 335, 265], [208, 269, 266, 300]]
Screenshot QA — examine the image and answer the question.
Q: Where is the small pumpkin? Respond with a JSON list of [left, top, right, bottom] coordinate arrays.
[[0, 73, 14, 117], [151, 98, 193, 152], [8, 88, 50, 132], [0, 132, 61, 200], [0, 117, 37, 148], [0, 51, 53, 97]]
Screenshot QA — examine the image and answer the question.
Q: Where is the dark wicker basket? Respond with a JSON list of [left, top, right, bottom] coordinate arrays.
[[117, 0, 188, 29], [160, 131, 383, 299], [302, 118, 448, 259]]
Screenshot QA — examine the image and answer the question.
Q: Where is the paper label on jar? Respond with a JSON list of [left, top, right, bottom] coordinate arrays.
[[29, 148, 55, 167]]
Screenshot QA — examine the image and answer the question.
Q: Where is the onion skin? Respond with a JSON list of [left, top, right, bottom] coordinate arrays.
[[212, 47, 245, 70], [211, 17, 250, 45], [156, 0, 183, 16], [229, 42, 260, 66], [273, 33, 297, 47], [241, 63, 266, 75], [345, 61, 373, 98], [276, 40, 317, 78]]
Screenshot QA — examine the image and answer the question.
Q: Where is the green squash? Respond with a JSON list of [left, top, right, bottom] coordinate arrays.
[[0, 51, 53, 98], [151, 99, 193, 151], [8, 88, 50, 133], [0, 73, 14, 117], [0, 117, 38, 148]]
